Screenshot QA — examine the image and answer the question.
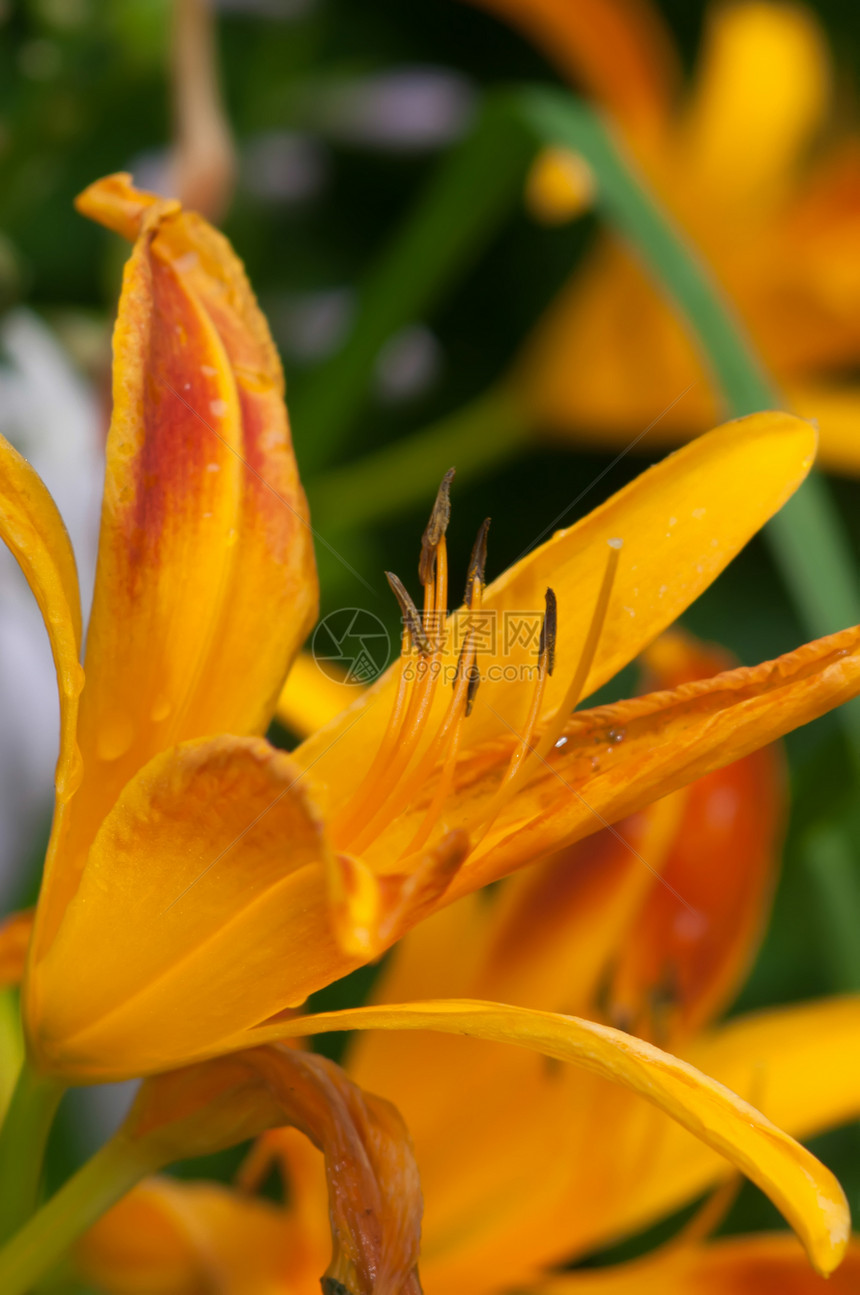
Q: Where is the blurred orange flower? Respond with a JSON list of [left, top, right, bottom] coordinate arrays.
[[72, 634, 860, 1291], [467, 0, 860, 472]]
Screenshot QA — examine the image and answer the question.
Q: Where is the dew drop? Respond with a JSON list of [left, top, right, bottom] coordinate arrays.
[[150, 695, 172, 723], [608, 727, 625, 744], [209, 399, 228, 418], [174, 250, 199, 274], [590, 756, 600, 772], [96, 712, 135, 761]]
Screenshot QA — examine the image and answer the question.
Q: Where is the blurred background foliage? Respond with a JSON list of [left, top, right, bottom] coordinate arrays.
[[2, 0, 860, 1277]]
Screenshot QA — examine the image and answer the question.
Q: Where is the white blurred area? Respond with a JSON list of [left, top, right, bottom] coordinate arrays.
[[0, 309, 103, 906]]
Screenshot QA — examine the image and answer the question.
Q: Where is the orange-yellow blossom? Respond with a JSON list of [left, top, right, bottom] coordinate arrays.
[[3, 176, 859, 1215], [72, 635, 860, 1289], [466, 0, 860, 472]]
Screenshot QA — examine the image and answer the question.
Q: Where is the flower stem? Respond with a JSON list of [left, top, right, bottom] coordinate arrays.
[[0, 1061, 63, 1243], [512, 88, 860, 653], [0, 1133, 155, 1295], [309, 385, 530, 533], [291, 98, 536, 471]]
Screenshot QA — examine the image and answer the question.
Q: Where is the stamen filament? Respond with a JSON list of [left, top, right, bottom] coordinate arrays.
[[330, 628, 411, 844], [402, 710, 466, 856], [463, 539, 621, 848]]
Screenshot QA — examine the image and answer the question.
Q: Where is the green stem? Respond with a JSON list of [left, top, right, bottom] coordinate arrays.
[[309, 385, 530, 532], [502, 100, 860, 632], [291, 98, 535, 470], [0, 1134, 155, 1295], [803, 824, 860, 992], [0, 1062, 63, 1244], [511, 88, 860, 646]]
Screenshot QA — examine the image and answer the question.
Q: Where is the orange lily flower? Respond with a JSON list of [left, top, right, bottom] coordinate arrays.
[[6, 174, 860, 1106], [464, 0, 860, 472], [71, 633, 860, 1291]]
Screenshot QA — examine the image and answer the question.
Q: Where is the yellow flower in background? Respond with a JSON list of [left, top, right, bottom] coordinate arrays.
[[72, 633, 860, 1292], [466, 0, 860, 472]]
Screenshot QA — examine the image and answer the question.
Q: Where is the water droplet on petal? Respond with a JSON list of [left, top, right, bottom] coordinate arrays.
[[150, 695, 172, 723], [96, 712, 135, 761]]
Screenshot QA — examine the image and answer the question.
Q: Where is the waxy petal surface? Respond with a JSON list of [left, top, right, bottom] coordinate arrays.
[[27, 737, 337, 1079], [296, 414, 816, 806], [435, 623, 860, 899], [37, 175, 317, 952], [277, 1000, 849, 1276], [537, 996, 860, 1266], [0, 433, 84, 898]]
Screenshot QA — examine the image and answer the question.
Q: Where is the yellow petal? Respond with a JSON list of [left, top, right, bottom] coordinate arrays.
[[554, 996, 860, 1263], [676, 3, 830, 213], [272, 1000, 849, 1276], [372, 624, 858, 902], [0, 432, 84, 901], [275, 652, 365, 740], [39, 174, 317, 952], [531, 1235, 860, 1294], [296, 413, 816, 809], [27, 737, 337, 1080]]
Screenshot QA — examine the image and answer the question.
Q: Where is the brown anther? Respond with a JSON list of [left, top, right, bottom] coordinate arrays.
[[464, 518, 491, 605], [465, 664, 481, 717], [540, 587, 557, 676], [386, 571, 433, 656], [419, 467, 456, 587]]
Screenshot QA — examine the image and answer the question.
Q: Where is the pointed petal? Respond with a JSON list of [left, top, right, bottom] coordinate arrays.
[[0, 430, 84, 824], [270, 1000, 849, 1276], [790, 383, 860, 475], [440, 623, 860, 898], [557, 996, 860, 1260], [296, 413, 816, 808], [529, 1235, 860, 1294], [27, 737, 338, 1080], [462, 0, 679, 137], [677, 4, 830, 212], [42, 175, 316, 952]]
